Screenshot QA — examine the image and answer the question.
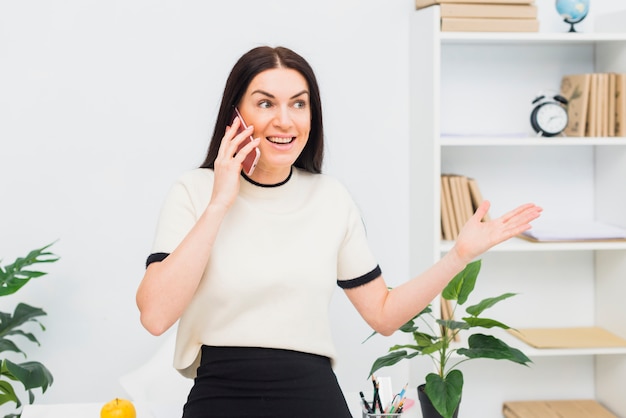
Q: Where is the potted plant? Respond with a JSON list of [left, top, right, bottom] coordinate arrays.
[[365, 259, 531, 418], [1, 243, 58, 418]]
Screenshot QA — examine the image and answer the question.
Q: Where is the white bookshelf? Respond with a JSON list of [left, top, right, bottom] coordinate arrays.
[[409, 6, 626, 418]]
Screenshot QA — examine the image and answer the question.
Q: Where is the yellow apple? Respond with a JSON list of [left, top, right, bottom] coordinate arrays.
[[100, 398, 136, 418]]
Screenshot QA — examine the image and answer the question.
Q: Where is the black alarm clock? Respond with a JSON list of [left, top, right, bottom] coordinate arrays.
[[530, 93, 569, 137]]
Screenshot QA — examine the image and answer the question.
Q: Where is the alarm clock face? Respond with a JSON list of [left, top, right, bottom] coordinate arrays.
[[532, 102, 568, 137]]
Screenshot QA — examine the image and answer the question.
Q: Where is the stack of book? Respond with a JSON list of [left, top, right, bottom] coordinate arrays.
[[415, 0, 539, 33], [503, 399, 618, 418], [560, 73, 626, 137], [440, 174, 489, 241]]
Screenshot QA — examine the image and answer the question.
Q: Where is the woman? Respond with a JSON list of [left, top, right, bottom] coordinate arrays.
[[136, 46, 541, 417]]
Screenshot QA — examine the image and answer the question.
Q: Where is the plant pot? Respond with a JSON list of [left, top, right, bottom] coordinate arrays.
[[417, 384, 460, 418]]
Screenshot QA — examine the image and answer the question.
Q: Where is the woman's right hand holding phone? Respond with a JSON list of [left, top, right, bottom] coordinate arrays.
[[210, 117, 260, 212]]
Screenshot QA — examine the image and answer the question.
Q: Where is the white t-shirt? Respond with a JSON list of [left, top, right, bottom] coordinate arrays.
[[149, 167, 380, 378]]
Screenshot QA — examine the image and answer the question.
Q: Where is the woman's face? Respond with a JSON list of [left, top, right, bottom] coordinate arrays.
[[237, 67, 311, 181]]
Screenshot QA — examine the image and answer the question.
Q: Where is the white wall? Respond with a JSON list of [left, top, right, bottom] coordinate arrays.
[[1, 0, 624, 411]]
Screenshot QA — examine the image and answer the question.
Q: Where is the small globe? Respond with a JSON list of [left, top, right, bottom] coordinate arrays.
[[555, 0, 590, 32]]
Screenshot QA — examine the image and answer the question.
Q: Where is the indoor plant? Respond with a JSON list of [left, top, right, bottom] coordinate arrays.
[[1, 243, 57, 418], [365, 259, 531, 418]]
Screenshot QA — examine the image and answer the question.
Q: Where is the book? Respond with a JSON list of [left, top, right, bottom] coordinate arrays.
[[598, 73, 608, 137], [467, 178, 490, 221], [415, 0, 534, 11], [441, 175, 459, 239], [448, 175, 467, 234], [441, 175, 490, 238], [457, 175, 474, 223], [608, 73, 616, 137], [439, 3, 537, 19], [441, 17, 539, 33], [560, 74, 591, 137], [616, 73, 626, 137], [440, 177, 454, 240], [586, 73, 598, 136]]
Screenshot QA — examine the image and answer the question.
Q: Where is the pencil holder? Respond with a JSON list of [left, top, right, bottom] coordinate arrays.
[[362, 413, 402, 418]]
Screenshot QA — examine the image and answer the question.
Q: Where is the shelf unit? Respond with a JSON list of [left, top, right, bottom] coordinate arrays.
[[409, 6, 626, 418]]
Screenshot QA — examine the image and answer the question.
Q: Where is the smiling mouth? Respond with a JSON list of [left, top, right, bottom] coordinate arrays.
[[267, 136, 296, 144]]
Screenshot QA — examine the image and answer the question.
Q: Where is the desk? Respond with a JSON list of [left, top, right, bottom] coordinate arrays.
[[20, 402, 182, 418], [22, 398, 419, 418]]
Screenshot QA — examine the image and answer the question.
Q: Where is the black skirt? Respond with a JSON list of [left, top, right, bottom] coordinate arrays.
[[182, 345, 352, 418]]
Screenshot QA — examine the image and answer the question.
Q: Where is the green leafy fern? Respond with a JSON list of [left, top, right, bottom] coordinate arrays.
[[1, 243, 58, 418]]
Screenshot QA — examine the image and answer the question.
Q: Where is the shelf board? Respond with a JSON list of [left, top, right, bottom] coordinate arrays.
[[441, 237, 626, 253], [499, 330, 626, 358], [448, 330, 626, 358], [440, 136, 626, 147], [440, 32, 626, 45]]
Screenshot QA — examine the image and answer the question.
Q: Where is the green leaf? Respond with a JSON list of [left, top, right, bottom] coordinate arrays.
[[0, 339, 24, 356], [0, 303, 47, 341], [0, 242, 59, 297], [465, 293, 517, 317], [424, 369, 463, 418], [4, 329, 42, 345], [398, 319, 418, 333], [436, 319, 470, 331], [4, 359, 53, 392], [387, 343, 422, 352], [368, 350, 421, 377], [0, 379, 21, 409], [457, 334, 531, 365], [420, 340, 445, 355], [399, 305, 433, 331], [463, 317, 512, 330], [13, 270, 47, 279], [413, 331, 437, 346], [442, 260, 481, 305]]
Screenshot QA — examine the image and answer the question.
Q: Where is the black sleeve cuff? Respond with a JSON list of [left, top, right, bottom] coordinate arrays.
[[146, 252, 169, 268], [337, 265, 382, 289]]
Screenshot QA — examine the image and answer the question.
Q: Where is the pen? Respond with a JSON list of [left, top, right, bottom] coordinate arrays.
[[371, 375, 382, 412], [390, 383, 408, 412], [397, 383, 408, 400], [371, 376, 377, 412], [360, 391, 374, 413], [373, 376, 383, 413], [396, 398, 406, 413], [385, 394, 399, 413]]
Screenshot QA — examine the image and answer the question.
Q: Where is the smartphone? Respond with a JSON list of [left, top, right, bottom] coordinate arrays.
[[232, 107, 260, 176]]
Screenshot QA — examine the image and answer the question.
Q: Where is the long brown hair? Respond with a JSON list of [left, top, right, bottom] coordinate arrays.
[[200, 46, 324, 173]]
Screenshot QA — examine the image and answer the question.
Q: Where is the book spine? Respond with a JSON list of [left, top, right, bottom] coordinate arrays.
[[439, 4, 537, 19], [415, 0, 534, 11], [441, 17, 539, 32], [441, 175, 458, 239], [617, 73, 626, 137], [608, 73, 616, 137], [586, 73, 598, 137]]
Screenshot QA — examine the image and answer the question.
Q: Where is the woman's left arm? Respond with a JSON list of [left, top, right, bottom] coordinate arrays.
[[344, 201, 542, 336]]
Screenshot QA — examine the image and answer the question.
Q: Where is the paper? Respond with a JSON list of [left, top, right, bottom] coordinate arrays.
[[503, 399, 617, 418], [521, 220, 626, 242], [509, 327, 626, 349]]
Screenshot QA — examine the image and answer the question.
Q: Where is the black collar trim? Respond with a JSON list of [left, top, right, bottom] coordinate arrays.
[[242, 167, 293, 188]]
